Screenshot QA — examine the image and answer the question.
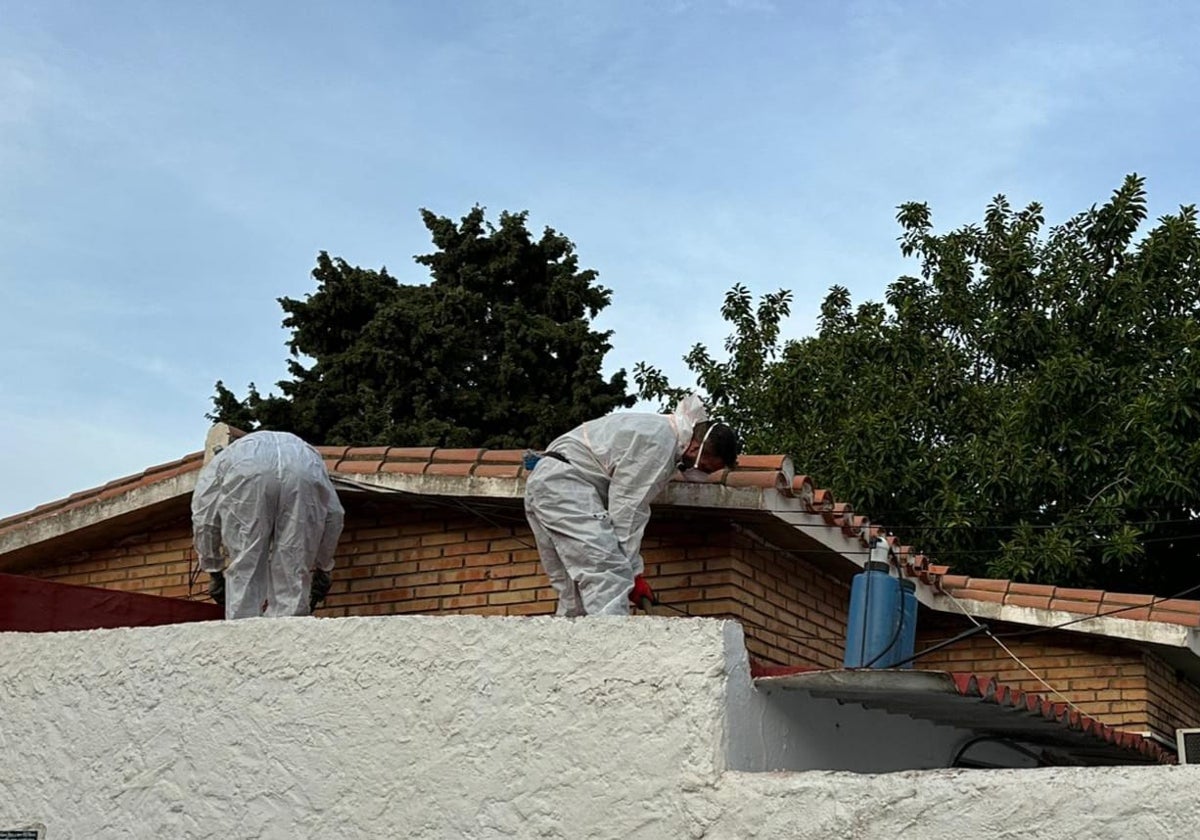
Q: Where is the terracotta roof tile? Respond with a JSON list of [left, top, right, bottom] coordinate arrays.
[[1050, 598, 1102, 616], [334, 459, 384, 474], [1101, 592, 1156, 607], [1009, 583, 1056, 598], [341, 446, 390, 460], [1148, 606, 1200, 627], [473, 465, 522, 479], [1111, 607, 1153, 621], [425, 463, 475, 477], [751, 666, 1171, 764], [957, 588, 1006, 604], [1054, 587, 1104, 602], [963, 578, 1011, 593], [431, 448, 485, 463], [479, 450, 526, 464], [378, 461, 428, 475], [951, 672, 1172, 764], [736, 454, 790, 471], [1152, 598, 1200, 616], [809, 489, 833, 513], [385, 447, 437, 462], [1007, 594, 1053, 611]]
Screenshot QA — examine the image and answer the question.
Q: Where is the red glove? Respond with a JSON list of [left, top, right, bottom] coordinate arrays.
[[629, 574, 657, 608]]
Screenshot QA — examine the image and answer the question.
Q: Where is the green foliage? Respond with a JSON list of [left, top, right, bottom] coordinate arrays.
[[638, 176, 1200, 591], [209, 206, 634, 448]]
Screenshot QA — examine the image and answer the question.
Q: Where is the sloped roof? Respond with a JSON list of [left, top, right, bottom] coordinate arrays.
[[0, 452, 203, 542], [752, 666, 1173, 765], [2, 434, 1198, 645]]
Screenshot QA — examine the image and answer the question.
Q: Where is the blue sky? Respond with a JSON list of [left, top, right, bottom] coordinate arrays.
[[2, 0, 1198, 515]]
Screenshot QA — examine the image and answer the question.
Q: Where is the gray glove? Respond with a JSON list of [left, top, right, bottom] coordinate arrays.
[[309, 568, 333, 613], [209, 571, 226, 607]]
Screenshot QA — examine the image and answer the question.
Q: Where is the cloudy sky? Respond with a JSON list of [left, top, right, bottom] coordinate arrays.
[[2, 0, 1198, 515]]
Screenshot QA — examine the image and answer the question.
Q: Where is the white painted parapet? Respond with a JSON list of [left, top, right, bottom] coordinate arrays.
[[3, 615, 1200, 839], [0, 615, 745, 838]]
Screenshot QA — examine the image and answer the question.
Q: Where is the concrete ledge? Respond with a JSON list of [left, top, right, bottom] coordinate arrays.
[[0, 471, 198, 569]]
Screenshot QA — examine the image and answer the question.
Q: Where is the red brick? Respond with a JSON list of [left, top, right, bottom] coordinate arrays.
[[506, 575, 548, 591], [375, 536, 421, 552], [488, 591, 532, 606], [421, 531, 467, 546], [490, 563, 542, 579], [442, 541, 491, 557], [440, 567, 489, 584], [415, 583, 461, 598], [418, 557, 465, 572], [369, 588, 416, 603], [489, 538, 533, 552], [350, 577, 395, 592], [442, 595, 488, 609], [392, 598, 442, 614], [393, 571, 440, 588], [464, 553, 514, 567], [462, 580, 509, 595]]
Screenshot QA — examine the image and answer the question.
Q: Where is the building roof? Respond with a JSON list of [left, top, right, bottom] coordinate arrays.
[[751, 666, 1174, 765], [2, 428, 1198, 651]]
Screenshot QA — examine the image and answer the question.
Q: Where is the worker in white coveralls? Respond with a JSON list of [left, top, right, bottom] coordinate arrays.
[[524, 394, 740, 616], [191, 431, 345, 619]]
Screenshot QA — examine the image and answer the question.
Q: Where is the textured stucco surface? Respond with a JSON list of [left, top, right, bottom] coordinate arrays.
[[0, 615, 739, 839], [687, 766, 1200, 839], [3, 615, 1199, 839]]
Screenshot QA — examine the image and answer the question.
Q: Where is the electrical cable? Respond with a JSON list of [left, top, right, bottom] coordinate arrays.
[[949, 735, 1047, 768]]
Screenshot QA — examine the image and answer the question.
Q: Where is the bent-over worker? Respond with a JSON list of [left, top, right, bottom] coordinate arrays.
[[192, 430, 344, 619], [524, 395, 740, 616]]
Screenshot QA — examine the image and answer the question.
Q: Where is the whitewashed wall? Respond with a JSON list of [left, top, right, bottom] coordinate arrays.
[[2, 615, 1198, 839]]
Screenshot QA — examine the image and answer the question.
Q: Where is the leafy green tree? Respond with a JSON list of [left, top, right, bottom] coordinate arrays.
[[638, 176, 1200, 592], [210, 206, 634, 448]]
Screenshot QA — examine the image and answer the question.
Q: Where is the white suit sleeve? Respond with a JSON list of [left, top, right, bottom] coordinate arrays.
[[607, 428, 679, 575], [190, 457, 226, 573], [314, 486, 345, 572]]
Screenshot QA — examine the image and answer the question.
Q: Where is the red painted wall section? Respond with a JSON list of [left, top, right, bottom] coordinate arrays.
[[0, 572, 222, 631]]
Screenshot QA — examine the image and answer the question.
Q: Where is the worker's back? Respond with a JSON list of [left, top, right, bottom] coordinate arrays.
[[193, 430, 344, 618], [546, 412, 684, 494]]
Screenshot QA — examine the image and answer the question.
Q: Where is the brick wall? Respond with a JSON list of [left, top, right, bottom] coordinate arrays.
[[1146, 653, 1200, 738], [25, 497, 1197, 738], [29, 523, 200, 600], [913, 624, 1200, 740]]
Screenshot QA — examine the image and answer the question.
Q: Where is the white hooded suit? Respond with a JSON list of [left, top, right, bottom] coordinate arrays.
[[523, 396, 707, 616], [192, 431, 345, 619]]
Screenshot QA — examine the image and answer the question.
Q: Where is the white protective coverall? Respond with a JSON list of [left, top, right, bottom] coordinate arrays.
[[524, 395, 708, 616], [191, 431, 345, 619]]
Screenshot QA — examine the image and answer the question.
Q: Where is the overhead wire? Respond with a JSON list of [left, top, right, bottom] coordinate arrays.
[[329, 474, 1200, 640], [939, 587, 1091, 718]]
